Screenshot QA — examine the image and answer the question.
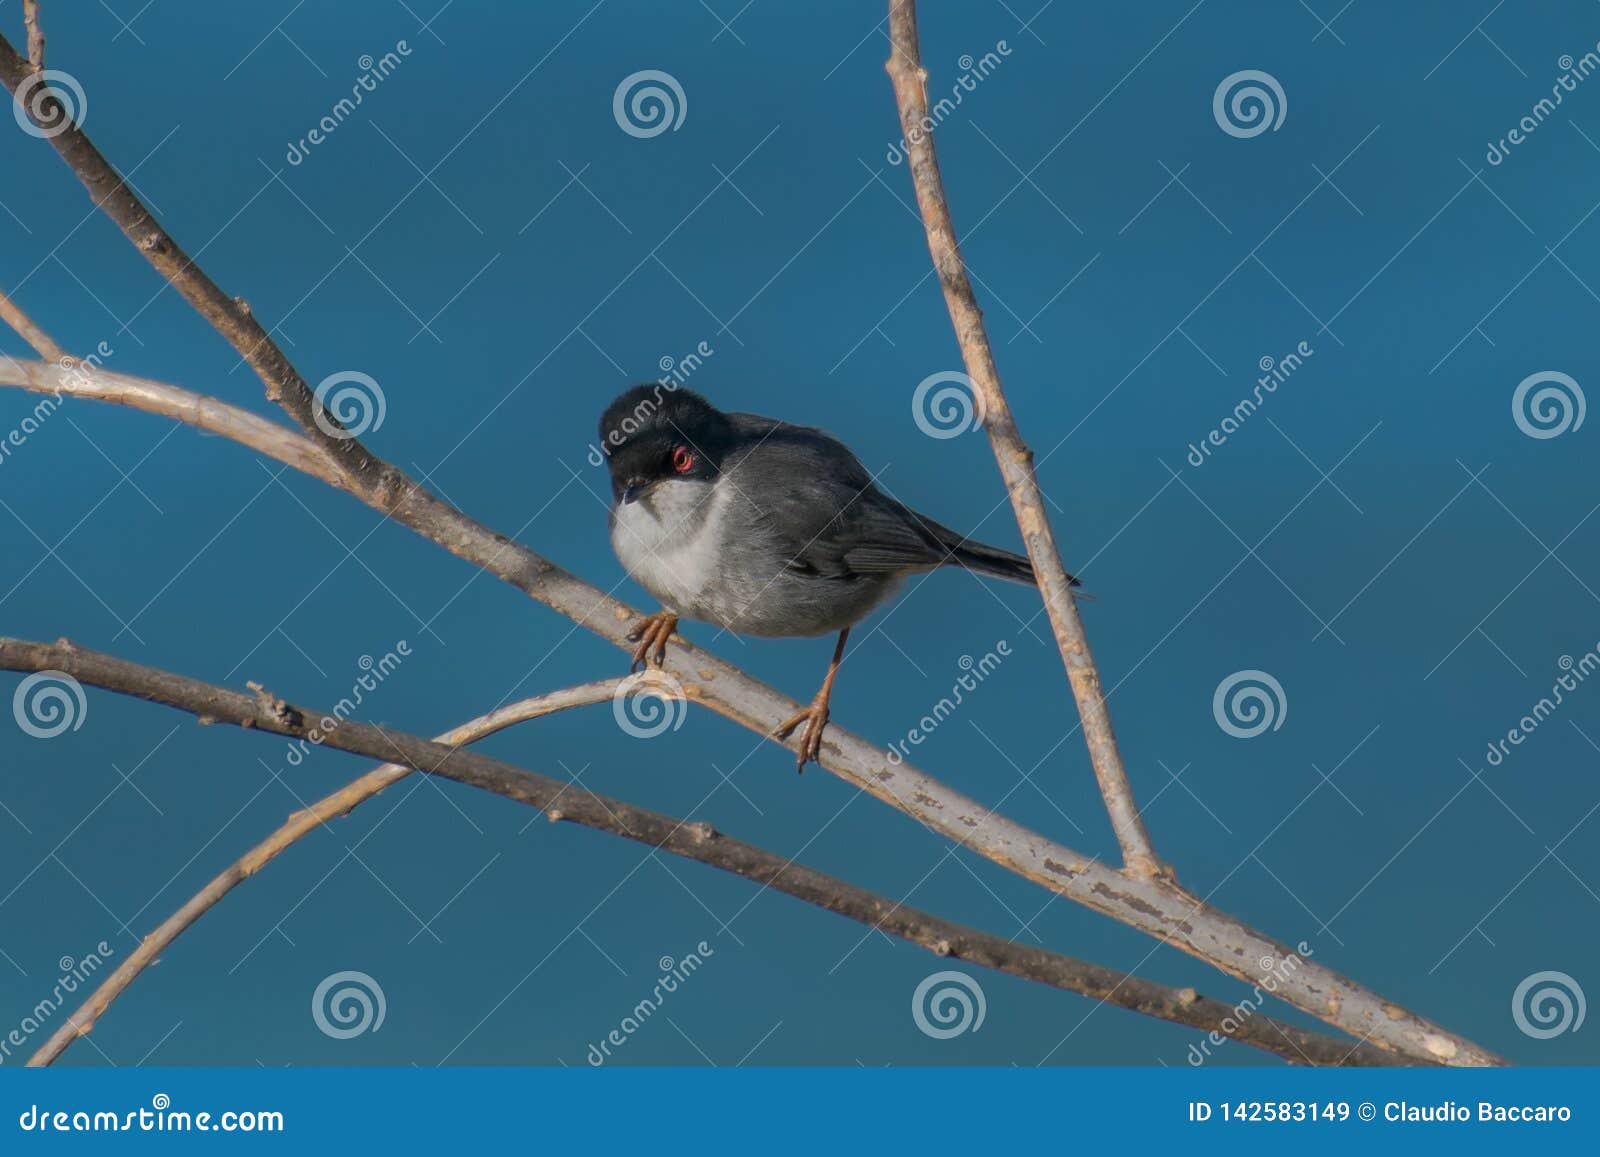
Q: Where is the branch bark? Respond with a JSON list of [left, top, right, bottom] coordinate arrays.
[[26, 678, 626, 1066], [22, 0, 44, 73], [885, 0, 1158, 879], [0, 36, 365, 472], [0, 287, 65, 362], [0, 22, 1501, 1065], [0, 364, 1498, 1065], [1, 648, 1402, 1068]]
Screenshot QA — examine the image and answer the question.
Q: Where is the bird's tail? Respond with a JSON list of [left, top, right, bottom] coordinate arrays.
[[950, 540, 1040, 585], [926, 524, 1082, 589]]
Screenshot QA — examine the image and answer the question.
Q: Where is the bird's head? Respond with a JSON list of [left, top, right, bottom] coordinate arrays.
[[597, 384, 732, 505]]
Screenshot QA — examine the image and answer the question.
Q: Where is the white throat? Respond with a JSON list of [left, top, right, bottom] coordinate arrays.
[[610, 478, 724, 614]]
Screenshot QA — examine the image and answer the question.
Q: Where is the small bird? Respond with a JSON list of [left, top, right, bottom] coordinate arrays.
[[598, 384, 1074, 770]]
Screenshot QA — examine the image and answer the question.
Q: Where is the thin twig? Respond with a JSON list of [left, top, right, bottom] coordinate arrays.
[[884, 0, 1161, 879], [0, 36, 362, 472], [27, 678, 626, 1066], [22, 0, 43, 73], [3, 651, 1404, 1069], [0, 287, 66, 362]]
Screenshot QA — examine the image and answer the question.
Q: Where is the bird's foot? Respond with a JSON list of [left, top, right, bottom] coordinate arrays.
[[774, 698, 830, 774], [626, 611, 679, 671]]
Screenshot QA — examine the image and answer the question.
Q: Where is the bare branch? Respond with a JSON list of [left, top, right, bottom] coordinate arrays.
[[0, 287, 65, 362], [0, 360, 338, 480], [0, 358, 1501, 1065], [884, 0, 1160, 878], [0, 34, 363, 471], [2, 653, 1403, 1068], [27, 678, 626, 1066], [22, 0, 43, 73], [0, 17, 1500, 1066]]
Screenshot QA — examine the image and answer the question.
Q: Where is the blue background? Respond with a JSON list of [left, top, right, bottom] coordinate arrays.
[[1, 0, 1597, 1068]]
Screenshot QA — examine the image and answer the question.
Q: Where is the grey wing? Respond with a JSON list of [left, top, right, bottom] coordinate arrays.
[[725, 416, 946, 579]]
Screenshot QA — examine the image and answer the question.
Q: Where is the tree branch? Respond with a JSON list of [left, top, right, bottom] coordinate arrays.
[[0, 360, 339, 480], [26, 678, 626, 1066], [0, 35, 363, 471], [885, 0, 1159, 878], [22, 0, 43, 73], [0, 649, 1402, 1068], [0, 369, 1495, 1066], [0, 287, 65, 362], [0, 22, 1501, 1064]]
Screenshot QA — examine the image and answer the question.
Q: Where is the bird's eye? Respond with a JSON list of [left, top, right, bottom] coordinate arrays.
[[671, 446, 695, 474]]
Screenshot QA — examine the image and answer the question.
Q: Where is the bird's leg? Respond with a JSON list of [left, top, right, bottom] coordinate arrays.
[[626, 609, 679, 671], [774, 627, 849, 773]]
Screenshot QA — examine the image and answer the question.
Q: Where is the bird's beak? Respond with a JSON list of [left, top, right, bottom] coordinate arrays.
[[621, 480, 646, 505]]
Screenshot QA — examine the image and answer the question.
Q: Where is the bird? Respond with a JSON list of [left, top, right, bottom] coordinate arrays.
[[598, 384, 1075, 770]]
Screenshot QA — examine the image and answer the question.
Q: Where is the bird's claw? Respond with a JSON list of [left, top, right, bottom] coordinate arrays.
[[626, 611, 679, 672], [774, 701, 830, 774]]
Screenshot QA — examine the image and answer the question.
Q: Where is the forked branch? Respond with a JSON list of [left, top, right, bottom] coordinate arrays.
[[0, 643, 1400, 1068], [885, 0, 1159, 878], [0, 18, 1500, 1065]]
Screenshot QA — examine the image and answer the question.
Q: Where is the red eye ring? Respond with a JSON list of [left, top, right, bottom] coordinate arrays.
[[672, 446, 695, 474]]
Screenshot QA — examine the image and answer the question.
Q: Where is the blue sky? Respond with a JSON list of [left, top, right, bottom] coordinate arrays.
[[1, 0, 1597, 1066]]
